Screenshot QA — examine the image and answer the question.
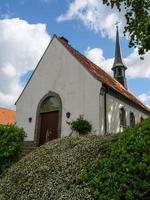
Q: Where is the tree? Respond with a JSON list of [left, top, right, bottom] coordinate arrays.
[[102, 0, 150, 54]]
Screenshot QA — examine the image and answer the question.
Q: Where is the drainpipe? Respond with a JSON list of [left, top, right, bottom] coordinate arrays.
[[100, 85, 107, 134], [104, 88, 107, 134]]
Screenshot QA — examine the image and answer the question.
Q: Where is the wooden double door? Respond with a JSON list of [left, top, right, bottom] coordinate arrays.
[[39, 111, 59, 146]]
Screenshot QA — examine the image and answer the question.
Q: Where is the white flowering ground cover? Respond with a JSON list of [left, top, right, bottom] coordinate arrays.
[[0, 135, 112, 200]]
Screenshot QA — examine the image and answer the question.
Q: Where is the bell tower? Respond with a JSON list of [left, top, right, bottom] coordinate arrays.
[[112, 25, 127, 89]]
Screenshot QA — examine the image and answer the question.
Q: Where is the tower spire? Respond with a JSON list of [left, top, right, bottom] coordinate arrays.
[[112, 25, 128, 89]]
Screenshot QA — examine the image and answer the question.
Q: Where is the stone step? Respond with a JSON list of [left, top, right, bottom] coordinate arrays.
[[22, 141, 37, 156], [22, 147, 36, 156]]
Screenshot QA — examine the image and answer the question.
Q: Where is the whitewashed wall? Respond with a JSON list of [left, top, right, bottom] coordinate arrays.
[[106, 93, 148, 133], [16, 37, 101, 141]]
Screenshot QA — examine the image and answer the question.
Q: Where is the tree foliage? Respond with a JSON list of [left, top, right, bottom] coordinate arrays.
[[103, 0, 150, 54]]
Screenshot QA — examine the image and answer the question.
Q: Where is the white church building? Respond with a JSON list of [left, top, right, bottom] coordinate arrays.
[[16, 27, 150, 146]]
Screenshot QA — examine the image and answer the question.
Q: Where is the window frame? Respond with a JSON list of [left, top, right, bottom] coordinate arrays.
[[130, 112, 135, 128], [119, 107, 127, 129]]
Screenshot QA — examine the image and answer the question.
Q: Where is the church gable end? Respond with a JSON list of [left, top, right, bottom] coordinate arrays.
[[16, 35, 101, 142], [16, 33, 150, 145]]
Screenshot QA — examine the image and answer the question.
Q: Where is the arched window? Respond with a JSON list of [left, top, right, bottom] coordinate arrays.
[[130, 112, 135, 127], [119, 107, 126, 128], [140, 116, 144, 122], [40, 96, 60, 113]]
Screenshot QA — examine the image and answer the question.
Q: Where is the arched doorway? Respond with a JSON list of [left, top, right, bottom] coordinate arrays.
[[35, 92, 62, 146]]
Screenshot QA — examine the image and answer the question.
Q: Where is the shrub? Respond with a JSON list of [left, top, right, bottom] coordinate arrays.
[[0, 125, 25, 175], [83, 118, 150, 200], [68, 115, 92, 135], [0, 135, 112, 200]]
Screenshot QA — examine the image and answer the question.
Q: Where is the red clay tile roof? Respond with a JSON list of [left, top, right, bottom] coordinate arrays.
[[0, 108, 16, 125], [57, 36, 150, 113]]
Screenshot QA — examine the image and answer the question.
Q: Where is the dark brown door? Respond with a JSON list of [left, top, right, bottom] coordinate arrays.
[[39, 111, 59, 146]]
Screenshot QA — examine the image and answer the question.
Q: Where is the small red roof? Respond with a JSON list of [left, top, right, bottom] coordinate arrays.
[[0, 108, 16, 125], [57, 36, 150, 113]]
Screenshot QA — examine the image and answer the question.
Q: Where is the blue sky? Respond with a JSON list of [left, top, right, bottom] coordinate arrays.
[[0, 0, 150, 108]]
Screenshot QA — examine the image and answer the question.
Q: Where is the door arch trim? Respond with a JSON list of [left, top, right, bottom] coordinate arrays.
[[34, 91, 62, 146]]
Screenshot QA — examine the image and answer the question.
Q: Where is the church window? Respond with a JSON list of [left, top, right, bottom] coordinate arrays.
[[40, 96, 60, 113], [119, 107, 126, 128], [140, 116, 144, 122], [114, 69, 117, 77], [130, 112, 135, 127], [118, 68, 122, 76]]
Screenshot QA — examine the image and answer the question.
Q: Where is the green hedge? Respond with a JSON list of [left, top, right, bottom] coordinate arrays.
[[0, 125, 25, 175], [83, 118, 150, 200], [0, 135, 112, 200]]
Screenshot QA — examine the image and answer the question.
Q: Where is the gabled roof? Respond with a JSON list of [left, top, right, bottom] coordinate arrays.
[[15, 35, 150, 113], [57, 36, 150, 113], [0, 108, 16, 125]]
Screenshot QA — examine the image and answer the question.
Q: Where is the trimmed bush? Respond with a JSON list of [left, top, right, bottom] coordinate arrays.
[[83, 118, 150, 200], [68, 115, 92, 135], [0, 125, 25, 175], [0, 135, 112, 200]]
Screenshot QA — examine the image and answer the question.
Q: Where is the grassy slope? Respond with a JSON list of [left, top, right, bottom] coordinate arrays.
[[0, 135, 112, 200]]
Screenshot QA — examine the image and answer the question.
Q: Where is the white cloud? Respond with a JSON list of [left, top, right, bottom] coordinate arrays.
[[57, 0, 125, 39], [0, 18, 50, 108], [85, 47, 150, 79], [125, 50, 150, 78], [2, 63, 16, 77], [138, 93, 150, 106], [85, 47, 113, 75]]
